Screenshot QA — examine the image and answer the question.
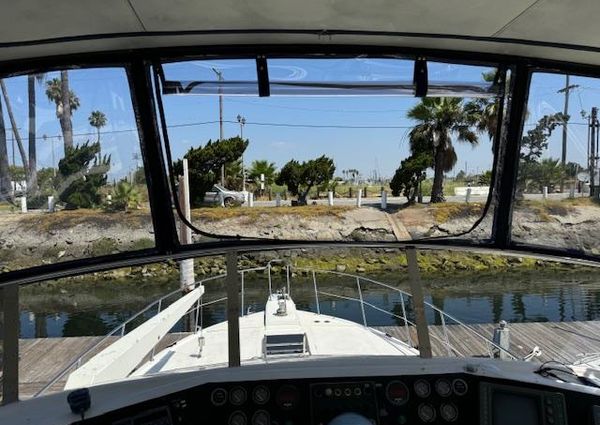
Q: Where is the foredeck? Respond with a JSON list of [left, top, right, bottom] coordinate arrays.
[[3, 320, 600, 399]]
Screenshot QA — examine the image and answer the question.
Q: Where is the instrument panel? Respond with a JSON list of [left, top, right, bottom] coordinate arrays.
[[75, 372, 599, 425]]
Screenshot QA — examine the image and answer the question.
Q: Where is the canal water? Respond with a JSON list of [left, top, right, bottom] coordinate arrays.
[[19, 269, 600, 338]]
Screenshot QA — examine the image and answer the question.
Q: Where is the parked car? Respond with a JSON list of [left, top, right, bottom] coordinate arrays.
[[204, 184, 245, 207]]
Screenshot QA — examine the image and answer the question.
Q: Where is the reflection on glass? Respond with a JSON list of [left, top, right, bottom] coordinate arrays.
[[158, 58, 500, 243], [0, 67, 154, 272]]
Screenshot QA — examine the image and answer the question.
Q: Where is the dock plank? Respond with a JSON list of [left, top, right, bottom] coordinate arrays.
[[2, 321, 600, 400]]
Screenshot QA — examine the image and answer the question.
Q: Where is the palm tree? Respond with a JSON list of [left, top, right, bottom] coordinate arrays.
[[0, 93, 11, 198], [27, 74, 45, 194], [407, 97, 479, 203], [45, 71, 80, 152], [249, 160, 277, 186], [0, 80, 29, 173], [88, 110, 107, 158], [88, 110, 107, 143]]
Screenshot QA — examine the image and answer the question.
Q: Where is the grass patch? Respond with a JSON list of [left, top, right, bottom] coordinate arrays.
[[515, 199, 575, 221], [128, 238, 155, 251], [429, 202, 485, 224], [18, 209, 152, 232], [90, 238, 119, 256], [191, 205, 354, 222]]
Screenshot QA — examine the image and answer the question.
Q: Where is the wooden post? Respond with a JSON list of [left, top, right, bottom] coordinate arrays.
[[406, 247, 432, 358], [381, 190, 387, 209], [226, 252, 241, 367], [356, 188, 362, 207], [1, 284, 20, 404], [47, 196, 55, 212], [178, 159, 195, 292]]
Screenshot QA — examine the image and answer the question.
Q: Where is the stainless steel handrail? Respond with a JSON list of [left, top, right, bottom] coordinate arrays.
[[37, 260, 519, 397], [298, 267, 519, 360]]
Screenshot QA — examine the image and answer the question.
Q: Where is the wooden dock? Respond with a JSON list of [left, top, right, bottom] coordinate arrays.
[[375, 320, 600, 362], [3, 321, 600, 399]]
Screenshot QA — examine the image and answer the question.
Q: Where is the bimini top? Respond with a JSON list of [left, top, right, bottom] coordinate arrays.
[[2, 0, 600, 65]]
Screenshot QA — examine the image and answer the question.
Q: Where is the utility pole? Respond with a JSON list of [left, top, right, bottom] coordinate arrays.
[[558, 75, 579, 191], [237, 114, 246, 192], [212, 68, 225, 186], [590, 107, 598, 197]]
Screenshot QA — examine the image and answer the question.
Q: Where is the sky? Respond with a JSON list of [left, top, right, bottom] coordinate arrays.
[[1, 59, 599, 182]]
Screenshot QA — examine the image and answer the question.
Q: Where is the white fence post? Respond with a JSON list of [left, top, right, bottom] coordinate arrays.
[[569, 185, 575, 199], [356, 188, 362, 207], [275, 193, 281, 207], [542, 186, 548, 199], [219, 191, 225, 207], [20, 196, 27, 213], [327, 191, 334, 206], [465, 187, 472, 203], [248, 192, 254, 207], [47, 196, 55, 212], [380, 190, 387, 209]]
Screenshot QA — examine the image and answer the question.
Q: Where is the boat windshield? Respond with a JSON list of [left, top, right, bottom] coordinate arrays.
[[156, 56, 503, 244], [2, 54, 600, 403], [9, 247, 600, 399]]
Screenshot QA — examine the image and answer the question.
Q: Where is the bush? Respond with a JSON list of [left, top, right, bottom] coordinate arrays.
[[57, 141, 110, 209], [105, 181, 141, 212]]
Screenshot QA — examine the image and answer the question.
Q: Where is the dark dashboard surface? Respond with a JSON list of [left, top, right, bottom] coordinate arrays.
[[76, 373, 599, 425]]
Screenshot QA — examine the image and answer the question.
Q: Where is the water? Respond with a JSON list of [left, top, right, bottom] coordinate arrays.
[[18, 269, 600, 338]]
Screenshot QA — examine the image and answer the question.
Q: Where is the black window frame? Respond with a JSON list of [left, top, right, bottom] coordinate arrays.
[[2, 45, 600, 287]]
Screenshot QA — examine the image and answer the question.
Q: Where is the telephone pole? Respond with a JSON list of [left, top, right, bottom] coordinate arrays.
[[212, 68, 225, 186], [558, 75, 579, 191], [590, 107, 598, 197], [237, 114, 246, 192]]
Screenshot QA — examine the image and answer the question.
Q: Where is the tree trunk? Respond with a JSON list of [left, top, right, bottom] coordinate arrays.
[[430, 147, 446, 203], [28, 75, 38, 193], [0, 94, 12, 198], [60, 70, 73, 151], [0, 80, 29, 171]]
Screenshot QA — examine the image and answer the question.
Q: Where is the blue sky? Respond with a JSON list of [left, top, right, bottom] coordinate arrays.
[[1, 60, 598, 182]]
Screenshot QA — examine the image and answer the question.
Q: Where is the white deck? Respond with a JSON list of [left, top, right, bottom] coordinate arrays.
[[133, 295, 417, 376]]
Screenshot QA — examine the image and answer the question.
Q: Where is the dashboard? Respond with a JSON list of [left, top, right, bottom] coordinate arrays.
[[74, 372, 600, 425]]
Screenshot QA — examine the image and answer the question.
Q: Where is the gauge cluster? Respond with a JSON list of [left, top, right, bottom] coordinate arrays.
[[78, 371, 597, 425]]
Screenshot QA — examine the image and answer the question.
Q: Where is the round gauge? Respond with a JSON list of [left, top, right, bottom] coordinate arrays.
[[435, 379, 452, 397], [252, 410, 270, 425], [210, 388, 228, 406], [440, 403, 459, 422], [452, 378, 468, 396], [229, 411, 247, 425], [413, 379, 431, 398], [252, 385, 270, 405], [276, 385, 300, 410], [230, 386, 247, 406], [417, 403, 436, 423], [385, 381, 409, 406]]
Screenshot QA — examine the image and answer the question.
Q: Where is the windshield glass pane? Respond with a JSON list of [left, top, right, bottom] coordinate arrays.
[[16, 248, 600, 398], [158, 58, 502, 245], [512, 72, 600, 256], [0, 67, 154, 272]]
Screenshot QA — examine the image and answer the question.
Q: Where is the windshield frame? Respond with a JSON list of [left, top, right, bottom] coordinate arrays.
[[1, 45, 600, 288]]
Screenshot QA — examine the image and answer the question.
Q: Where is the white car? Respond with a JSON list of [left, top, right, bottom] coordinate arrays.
[[203, 184, 245, 207]]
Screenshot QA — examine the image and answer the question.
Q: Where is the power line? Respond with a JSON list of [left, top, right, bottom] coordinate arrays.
[[5, 119, 413, 143]]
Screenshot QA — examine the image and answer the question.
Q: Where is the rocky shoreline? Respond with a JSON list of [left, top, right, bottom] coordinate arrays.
[[1, 201, 598, 280]]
